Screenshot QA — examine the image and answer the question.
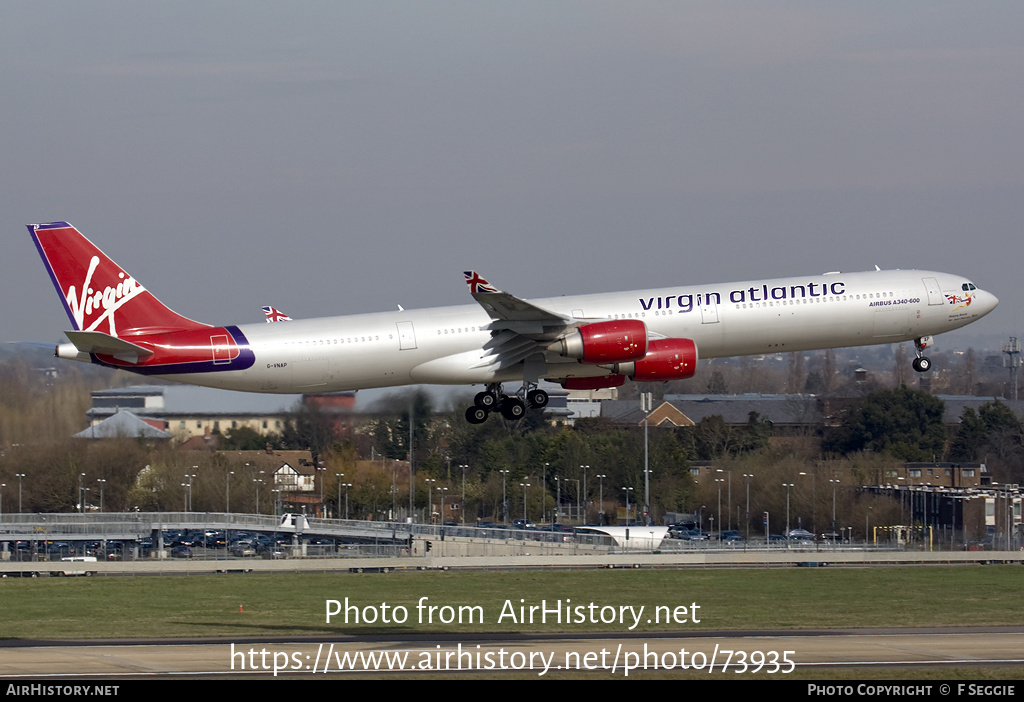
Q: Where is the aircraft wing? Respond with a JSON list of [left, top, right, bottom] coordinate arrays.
[[463, 271, 574, 371]]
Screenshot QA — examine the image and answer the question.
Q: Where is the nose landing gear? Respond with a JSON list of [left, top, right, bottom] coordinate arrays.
[[912, 336, 932, 373]]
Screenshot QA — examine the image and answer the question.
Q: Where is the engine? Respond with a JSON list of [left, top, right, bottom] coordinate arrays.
[[611, 338, 698, 382], [550, 320, 647, 364]]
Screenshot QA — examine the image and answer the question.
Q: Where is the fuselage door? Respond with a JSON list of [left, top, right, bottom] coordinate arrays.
[[211, 334, 231, 364], [922, 277, 944, 306], [396, 321, 417, 350], [700, 296, 720, 324]]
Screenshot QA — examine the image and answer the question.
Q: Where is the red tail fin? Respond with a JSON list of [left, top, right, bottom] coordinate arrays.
[[29, 222, 208, 337]]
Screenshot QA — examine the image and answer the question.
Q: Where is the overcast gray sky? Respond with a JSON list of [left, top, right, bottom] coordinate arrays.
[[3, 2, 1022, 352]]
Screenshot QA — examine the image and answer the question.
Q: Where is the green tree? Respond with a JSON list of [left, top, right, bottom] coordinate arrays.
[[824, 386, 946, 461]]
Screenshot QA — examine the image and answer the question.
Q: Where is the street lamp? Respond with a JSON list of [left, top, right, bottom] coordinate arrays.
[[596, 474, 607, 525], [425, 478, 436, 524], [716, 469, 732, 530], [542, 462, 549, 526], [829, 478, 840, 538], [622, 487, 634, 526], [520, 482, 531, 522], [437, 487, 448, 524], [799, 470, 816, 534], [340, 483, 352, 519], [743, 473, 754, 541], [580, 464, 589, 523], [714, 477, 725, 536], [782, 483, 794, 537], [554, 476, 562, 525], [253, 478, 264, 514], [336, 473, 345, 519], [499, 470, 510, 525], [15, 473, 25, 514], [460, 464, 468, 526]]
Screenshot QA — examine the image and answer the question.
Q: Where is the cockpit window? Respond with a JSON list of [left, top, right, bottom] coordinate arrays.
[[962, 283, 977, 291]]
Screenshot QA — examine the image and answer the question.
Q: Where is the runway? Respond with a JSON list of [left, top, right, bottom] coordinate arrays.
[[1, 628, 1021, 677]]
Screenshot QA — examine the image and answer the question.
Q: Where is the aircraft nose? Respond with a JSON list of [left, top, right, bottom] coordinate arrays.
[[981, 290, 999, 316]]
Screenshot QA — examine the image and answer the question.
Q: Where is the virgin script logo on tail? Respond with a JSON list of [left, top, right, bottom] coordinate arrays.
[[66, 255, 146, 335]]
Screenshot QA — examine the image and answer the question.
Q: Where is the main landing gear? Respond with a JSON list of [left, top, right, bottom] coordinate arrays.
[[464, 383, 549, 424], [912, 336, 932, 373]]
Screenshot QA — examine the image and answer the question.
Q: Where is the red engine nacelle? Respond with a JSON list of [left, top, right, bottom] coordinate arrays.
[[613, 338, 698, 382], [552, 320, 648, 364]]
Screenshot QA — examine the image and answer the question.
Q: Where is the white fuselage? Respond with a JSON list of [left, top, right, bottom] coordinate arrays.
[[160, 268, 998, 393]]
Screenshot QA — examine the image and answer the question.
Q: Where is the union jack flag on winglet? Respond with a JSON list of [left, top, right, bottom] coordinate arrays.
[[464, 271, 498, 294], [262, 306, 292, 323]]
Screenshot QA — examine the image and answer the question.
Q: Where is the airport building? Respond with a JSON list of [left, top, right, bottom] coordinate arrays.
[[85, 385, 356, 441]]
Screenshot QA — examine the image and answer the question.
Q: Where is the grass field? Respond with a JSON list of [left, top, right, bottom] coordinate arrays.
[[1, 565, 1021, 640]]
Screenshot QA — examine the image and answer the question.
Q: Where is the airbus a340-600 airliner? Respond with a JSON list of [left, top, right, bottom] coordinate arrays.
[[29, 221, 998, 423]]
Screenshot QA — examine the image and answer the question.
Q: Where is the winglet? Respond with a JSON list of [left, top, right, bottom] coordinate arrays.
[[463, 271, 498, 295], [262, 306, 292, 323]]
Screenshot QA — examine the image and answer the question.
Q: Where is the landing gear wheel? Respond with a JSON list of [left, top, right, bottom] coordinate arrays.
[[499, 396, 526, 421], [526, 388, 549, 409], [912, 357, 931, 373], [474, 391, 498, 410], [465, 406, 489, 424]]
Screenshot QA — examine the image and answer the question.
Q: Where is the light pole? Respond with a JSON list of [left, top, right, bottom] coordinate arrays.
[[580, 464, 589, 523], [336, 473, 344, 519], [96, 479, 106, 513], [829, 479, 840, 538], [318, 466, 325, 518], [622, 487, 634, 526], [743, 473, 754, 541], [499, 470, 510, 525], [799, 470, 816, 534], [596, 474, 607, 525], [460, 464, 468, 526], [425, 478, 436, 524], [437, 487, 448, 524], [520, 483, 531, 522], [714, 478, 724, 537], [641, 391, 651, 525], [226, 471, 234, 513], [716, 469, 732, 530], [542, 462, 549, 526], [15, 473, 24, 513], [783, 483, 794, 538], [555, 476, 562, 525]]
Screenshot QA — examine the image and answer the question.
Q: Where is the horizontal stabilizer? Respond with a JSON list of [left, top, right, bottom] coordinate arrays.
[[64, 330, 154, 362]]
